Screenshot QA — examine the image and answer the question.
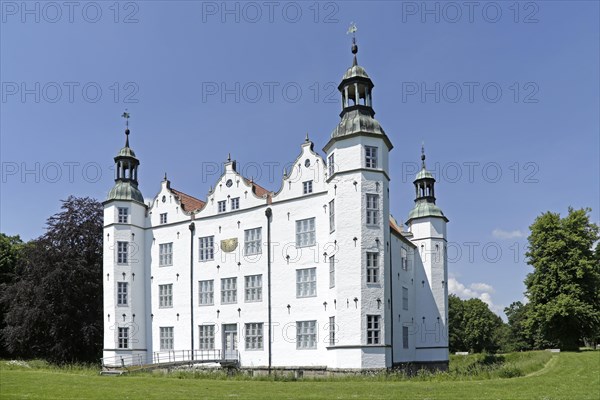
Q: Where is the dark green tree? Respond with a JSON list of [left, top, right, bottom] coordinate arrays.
[[1, 197, 103, 363], [503, 301, 534, 352], [448, 294, 504, 353], [0, 233, 25, 356], [524, 207, 600, 350]]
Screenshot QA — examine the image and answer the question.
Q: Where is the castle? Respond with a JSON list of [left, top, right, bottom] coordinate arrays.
[[102, 38, 449, 371]]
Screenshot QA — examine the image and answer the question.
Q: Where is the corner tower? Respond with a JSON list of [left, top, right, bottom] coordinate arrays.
[[323, 28, 394, 369], [102, 114, 149, 365], [407, 146, 449, 367]]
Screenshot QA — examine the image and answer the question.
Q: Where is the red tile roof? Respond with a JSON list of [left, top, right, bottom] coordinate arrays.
[[243, 178, 271, 198], [171, 188, 206, 212], [389, 216, 403, 237]]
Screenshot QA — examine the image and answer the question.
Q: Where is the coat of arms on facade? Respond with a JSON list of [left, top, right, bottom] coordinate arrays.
[[220, 238, 238, 253]]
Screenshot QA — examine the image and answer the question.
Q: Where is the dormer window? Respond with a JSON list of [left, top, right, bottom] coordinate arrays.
[[365, 146, 378, 168], [218, 200, 226, 213], [160, 213, 167, 224], [303, 180, 313, 195]]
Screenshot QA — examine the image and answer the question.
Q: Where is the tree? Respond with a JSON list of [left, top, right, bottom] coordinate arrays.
[[448, 294, 504, 353], [503, 301, 534, 352], [1, 197, 103, 363], [524, 207, 600, 350], [0, 233, 24, 356]]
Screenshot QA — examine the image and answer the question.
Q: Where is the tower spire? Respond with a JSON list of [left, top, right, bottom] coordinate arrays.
[[347, 22, 358, 66], [421, 142, 426, 169], [122, 110, 131, 147]]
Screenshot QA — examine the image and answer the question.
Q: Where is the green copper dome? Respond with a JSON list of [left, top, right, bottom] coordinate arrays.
[[407, 201, 448, 222], [107, 181, 144, 203], [415, 168, 434, 181], [117, 146, 136, 158]]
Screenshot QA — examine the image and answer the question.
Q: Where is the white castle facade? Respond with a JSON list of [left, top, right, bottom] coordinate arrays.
[[102, 41, 449, 371]]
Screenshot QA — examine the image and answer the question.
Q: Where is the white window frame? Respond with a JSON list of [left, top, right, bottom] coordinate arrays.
[[367, 315, 381, 345], [117, 207, 128, 223], [160, 213, 167, 224], [297, 320, 317, 349], [366, 252, 379, 284], [328, 153, 335, 177], [199, 325, 215, 350], [402, 287, 409, 311], [118, 327, 129, 349], [401, 248, 408, 271], [365, 145, 378, 168], [117, 282, 128, 306], [199, 236, 214, 261], [296, 268, 317, 298], [199, 280, 214, 306], [329, 256, 335, 288], [117, 241, 128, 264], [329, 199, 335, 232], [245, 274, 262, 302], [160, 326, 174, 351], [329, 316, 336, 346], [295, 218, 316, 248], [245, 323, 264, 350], [231, 197, 240, 210], [159, 284, 173, 308], [221, 277, 237, 304], [244, 227, 262, 256], [159, 242, 173, 267], [302, 180, 313, 194], [218, 200, 226, 213], [366, 194, 379, 226]]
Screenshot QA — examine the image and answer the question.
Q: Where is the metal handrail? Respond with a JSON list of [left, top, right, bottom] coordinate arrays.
[[101, 353, 144, 368]]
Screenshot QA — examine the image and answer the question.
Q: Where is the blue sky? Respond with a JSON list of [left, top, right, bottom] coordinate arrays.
[[1, 1, 598, 318]]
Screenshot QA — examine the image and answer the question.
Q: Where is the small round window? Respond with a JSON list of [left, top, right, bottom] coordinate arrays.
[[226, 179, 233, 188], [304, 159, 311, 167]]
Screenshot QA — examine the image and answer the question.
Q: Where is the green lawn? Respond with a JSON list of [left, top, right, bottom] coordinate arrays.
[[1, 351, 599, 399]]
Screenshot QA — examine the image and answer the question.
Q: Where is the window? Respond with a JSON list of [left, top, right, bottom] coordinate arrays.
[[365, 146, 378, 168], [402, 287, 409, 310], [296, 320, 317, 349], [117, 207, 128, 223], [159, 243, 173, 267], [329, 200, 335, 232], [231, 197, 239, 210], [403, 326, 409, 349], [303, 180, 313, 194], [366, 252, 379, 283], [367, 315, 381, 344], [199, 280, 214, 306], [199, 325, 215, 350], [117, 241, 128, 264], [218, 200, 226, 213], [296, 268, 317, 298], [296, 218, 315, 247], [118, 327, 129, 349], [329, 256, 335, 288], [245, 274, 262, 302], [221, 277, 237, 304], [244, 227, 262, 256], [401, 248, 408, 271], [245, 323, 264, 350], [160, 327, 174, 350], [366, 194, 379, 226], [328, 153, 335, 177], [160, 213, 167, 224], [329, 316, 336, 346], [117, 282, 128, 306], [199, 236, 214, 261], [159, 284, 173, 308]]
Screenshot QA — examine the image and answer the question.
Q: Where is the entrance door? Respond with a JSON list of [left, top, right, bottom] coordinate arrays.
[[222, 324, 238, 360]]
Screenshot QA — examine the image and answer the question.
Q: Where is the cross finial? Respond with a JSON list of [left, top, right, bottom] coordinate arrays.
[[347, 22, 358, 65], [421, 142, 426, 169], [121, 110, 131, 146]]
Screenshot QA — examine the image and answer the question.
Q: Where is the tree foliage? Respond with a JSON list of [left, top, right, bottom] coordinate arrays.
[[0, 233, 25, 356], [524, 207, 600, 350], [448, 294, 504, 353], [1, 196, 103, 363]]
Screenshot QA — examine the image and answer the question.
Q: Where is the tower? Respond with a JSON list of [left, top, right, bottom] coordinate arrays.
[[102, 114, 149, 365], [406, 146, 449, 366], [323, 28, 394, 368]]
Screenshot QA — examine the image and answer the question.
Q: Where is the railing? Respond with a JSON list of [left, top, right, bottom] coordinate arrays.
[[101, 353, 144, 368], [152, 349, 239, 365]]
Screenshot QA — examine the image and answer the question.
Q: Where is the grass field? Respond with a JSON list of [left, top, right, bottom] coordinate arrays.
[[1, 351, 598, 399]]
